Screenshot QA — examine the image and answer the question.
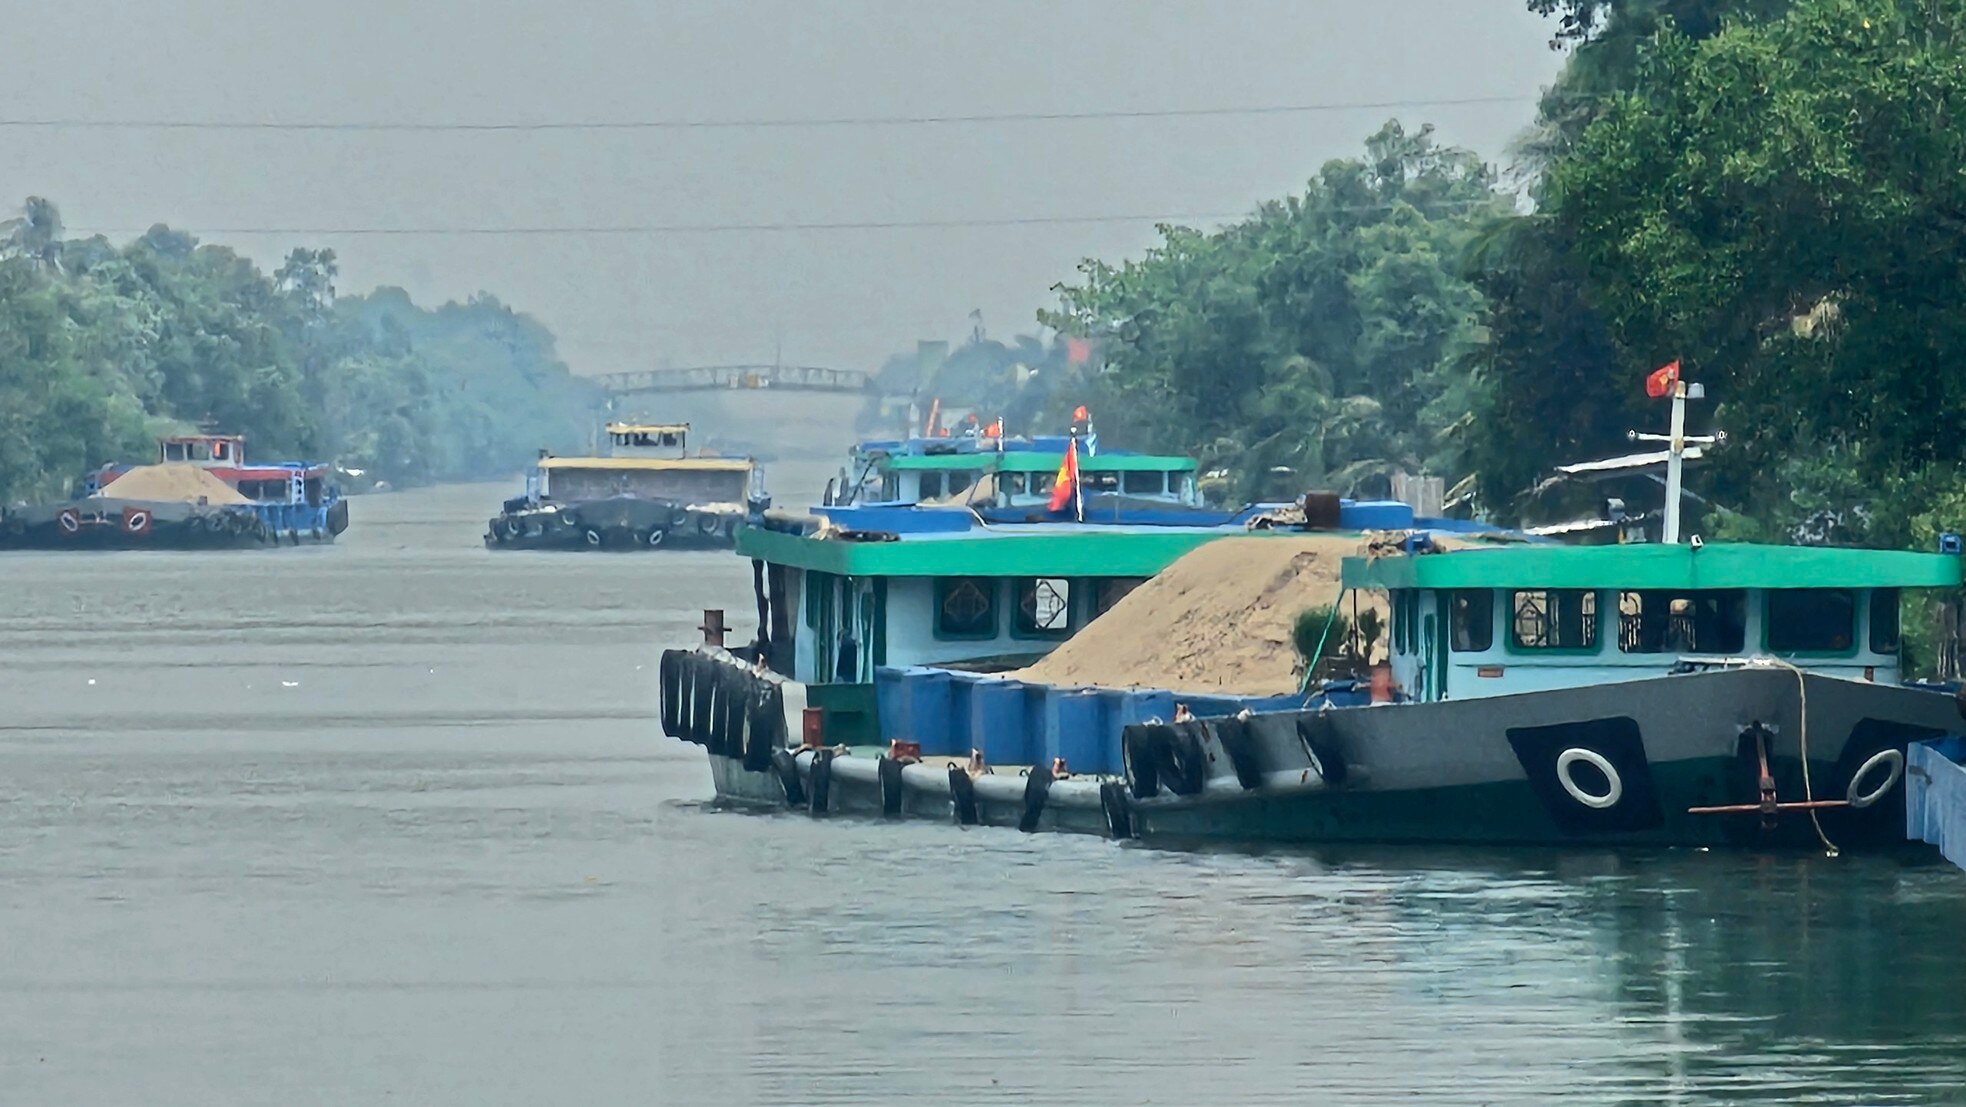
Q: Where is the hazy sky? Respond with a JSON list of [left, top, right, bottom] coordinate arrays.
[[0, 1, 1568, 376]]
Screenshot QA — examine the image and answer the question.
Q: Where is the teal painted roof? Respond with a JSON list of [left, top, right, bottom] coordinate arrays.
[[1343, 542, 1963, 592], [878, 452, 1195, 473], [739, 523, 1269, 577]]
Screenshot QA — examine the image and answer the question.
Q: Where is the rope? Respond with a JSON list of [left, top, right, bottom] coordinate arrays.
[[1299, 589, 1349, 699], [1768, 656, 1840, 857]]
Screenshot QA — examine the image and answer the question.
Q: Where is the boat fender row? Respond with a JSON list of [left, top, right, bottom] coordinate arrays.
[[1212, 717, 1267, 790], [1099, 781, 1134, 839], [1018, 765, 1054, 833], [948, 765, 979, 826], [807, 747, 835, 816]]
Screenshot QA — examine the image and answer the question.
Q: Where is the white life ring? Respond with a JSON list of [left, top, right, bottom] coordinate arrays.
[[57, 509, 81, 534], [584, 528, 603, 547], [1846, 748, 1905, 809], [1555, 747, 1623, 809], [645, 528, 665, 547]]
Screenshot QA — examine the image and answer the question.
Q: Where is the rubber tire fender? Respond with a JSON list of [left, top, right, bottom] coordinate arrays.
[[948, 765, 979, 826], [1017, 766, 1054, 833], [686, 654, 717, 745], [742, 684, 783, 772], [717, 666, 749, 759], [1100, 780, 1134, 840], [1157, 724, 1209, 797], [1295, 717, 1348, 787], [1122, 724, 1165, 800], [658, 649, 687, 739], [807, 748, 834, 816], [770, 747, 806, 808], [1212, 716, 1266, 790], [878, 757, 906, 817]]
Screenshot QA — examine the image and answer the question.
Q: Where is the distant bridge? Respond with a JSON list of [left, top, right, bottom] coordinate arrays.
[[593, 364, 874, 396]]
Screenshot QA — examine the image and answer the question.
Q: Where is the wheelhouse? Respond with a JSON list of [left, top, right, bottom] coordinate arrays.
[[1342, 543, 1962, 703]]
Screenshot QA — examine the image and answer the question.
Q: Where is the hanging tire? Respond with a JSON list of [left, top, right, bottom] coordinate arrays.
[[1123, 724, 1165, 800], [879, 757, 906, 817], [645, 528, 666, 548], [1212, 717, 1266, 790], [1157, 725, 1208, 797], [948, 765, 979, 825], [1100, 781, 1134, 839], [807, 748, 834, 816], [771, 747, 806, 808], [1018, 766, 1054, 832], [1846, 748, 1906, 809], [584, 528, 603, 547], [1555, 747, 1623, 810], [659, 649, 687, 739]]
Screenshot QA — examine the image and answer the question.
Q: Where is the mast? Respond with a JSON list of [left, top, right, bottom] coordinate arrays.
[[1628, 380, 1722, 544]]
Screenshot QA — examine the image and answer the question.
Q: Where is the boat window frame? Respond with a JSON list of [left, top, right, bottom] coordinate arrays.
[[1092, 577, 1144, 618], [1506, 588, 1602, 654], [1765, 588, 1858, 657], [1870, 588, 1901, 656], [932, 575, 1000, 641], [1448, 589, 1494, 653], [1615, 588, 1748, 656], [1010, 577, 1075, 640], [1121, 470, 1165, 496]]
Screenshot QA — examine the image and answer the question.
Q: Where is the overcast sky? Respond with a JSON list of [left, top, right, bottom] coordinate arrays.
[[0, 1, 1568, 376]]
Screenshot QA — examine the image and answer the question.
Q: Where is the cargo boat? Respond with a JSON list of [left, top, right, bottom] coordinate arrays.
[[485, 422, 760, 551], [0, 433, 348, 550], [660, 385, 1966, 854]]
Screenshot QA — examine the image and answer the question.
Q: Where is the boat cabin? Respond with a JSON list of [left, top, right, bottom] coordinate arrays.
[[837, 436, 1200, 509], [605, 422, 690, 459], [160, 434, 246, 466], [1342, 543, 1962, 703]]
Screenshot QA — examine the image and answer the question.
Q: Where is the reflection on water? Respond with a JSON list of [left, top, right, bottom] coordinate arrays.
[[0, 477, 1962, 1105]]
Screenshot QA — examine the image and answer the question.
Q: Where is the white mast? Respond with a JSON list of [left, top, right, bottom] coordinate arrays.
[[1628, 380, 1722, 545]]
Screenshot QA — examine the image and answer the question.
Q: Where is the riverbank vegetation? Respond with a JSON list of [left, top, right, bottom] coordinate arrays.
[[0, 204, 597, 503], [1012, 0, 1964, 544]]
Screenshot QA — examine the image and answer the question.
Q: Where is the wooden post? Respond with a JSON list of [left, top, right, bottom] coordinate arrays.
[[699, 609, 726, 648]]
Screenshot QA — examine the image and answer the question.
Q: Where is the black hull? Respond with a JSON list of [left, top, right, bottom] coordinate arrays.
[[485, 498, 739, 552], [0, 518, 332, 551]]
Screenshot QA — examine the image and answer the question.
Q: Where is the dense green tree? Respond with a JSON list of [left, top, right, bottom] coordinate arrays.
[[1043, 122, 1507, 500]]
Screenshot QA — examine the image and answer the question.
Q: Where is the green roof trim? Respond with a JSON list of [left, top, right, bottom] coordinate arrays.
[[738, 524, 1242, 577], [877, 452, 1195, 473], [1342, 543, 1963, 592]]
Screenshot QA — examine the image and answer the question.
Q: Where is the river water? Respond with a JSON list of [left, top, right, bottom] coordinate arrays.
[[2, 477, 1964, 1105]]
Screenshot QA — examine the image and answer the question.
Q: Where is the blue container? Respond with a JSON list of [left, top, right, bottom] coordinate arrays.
[[970, 679, 1031, 766], [1339, 499, 1415, 531], [1044, 688, 1107, 775], [946, 673, 979, 756], [907, 668, 955, 755], [875, 666, 909, 739]]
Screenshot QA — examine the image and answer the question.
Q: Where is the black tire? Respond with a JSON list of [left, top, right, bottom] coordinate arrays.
[[1018, 766, 1054, 833], [771, 747, 806, 808], [948, 765, 979, 826], [742, 686, 779, 773], [1158, 724, 1208, 797], [808, 748, 834, 816], [1123, 724, 1166, 800], [879, 757, 905, 817], [1295, 717, 1348, 786], [659, 650, 686, 739], [1100, 780, 1134, 840], [1212, 717, 1266, 790], [584, 528, 603, 547], [687, 655, 716, 745]]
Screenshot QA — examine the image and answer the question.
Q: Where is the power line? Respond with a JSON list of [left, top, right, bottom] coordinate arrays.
[[0, 95, 1533, 134], [66, 198, 1510, 239]]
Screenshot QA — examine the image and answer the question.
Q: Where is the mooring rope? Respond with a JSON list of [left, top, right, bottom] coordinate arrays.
[[1769, 655, 1840, 857]]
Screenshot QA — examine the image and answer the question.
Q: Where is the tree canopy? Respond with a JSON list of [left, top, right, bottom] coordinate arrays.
[[0, 201, 599, 503]]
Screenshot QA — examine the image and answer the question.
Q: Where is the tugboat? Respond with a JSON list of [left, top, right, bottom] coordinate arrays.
[[0, 433, 348, 550], [484, 422, 760, 551], [660, 379, 1966, 853]]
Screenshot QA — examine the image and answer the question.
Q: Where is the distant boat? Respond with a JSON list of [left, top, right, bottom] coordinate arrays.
[[484, 422, 764, 551], [0, 433, 348, 550]]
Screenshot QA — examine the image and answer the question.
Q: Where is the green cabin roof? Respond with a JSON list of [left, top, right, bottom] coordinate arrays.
[[876, 452, 1195, 473], [739, 524, 1247, 577], [1342, 542, 1962, 592]]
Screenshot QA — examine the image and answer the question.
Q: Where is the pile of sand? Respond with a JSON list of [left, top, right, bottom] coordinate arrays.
[[1013, 531, 1490, 696], [97, 464, 250, 505]]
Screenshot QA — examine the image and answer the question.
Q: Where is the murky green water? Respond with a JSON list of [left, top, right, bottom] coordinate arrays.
[[2, 478, 1963, 1104]]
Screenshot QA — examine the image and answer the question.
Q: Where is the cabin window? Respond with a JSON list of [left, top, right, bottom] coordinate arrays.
[[1767, 589, 1855, 653], [1014, 578, 1073, 637], [164, 442, 187, 461], [1122, 471, 1164, 496], [1093, 578, 1144, 617], [1002, 472, 1027, 496], [1510, 590, 1599, 651], [1449, 590, 1493, 652], [1030, 473, 1055, 498], [1083, 470, 1121, 493], [1617, 590, 1746, 654], [1869, 589, 1901, 655], [934, 576, 997, 639], [1392, 593, 1410, 653], [917, 473, 944, 500], [946, 471, 973, 497]]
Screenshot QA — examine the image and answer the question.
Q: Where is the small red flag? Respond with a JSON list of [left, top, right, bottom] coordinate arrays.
[[1048, 438, 1079, 512], [1645, 360, 1681, 399]]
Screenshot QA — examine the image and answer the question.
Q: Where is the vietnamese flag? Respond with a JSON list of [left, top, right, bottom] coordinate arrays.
[[1048, 438, 1079, 512], [1644, 360, 1681, 398]]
